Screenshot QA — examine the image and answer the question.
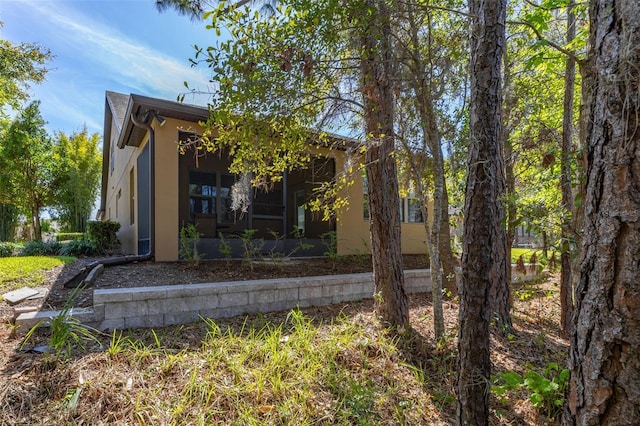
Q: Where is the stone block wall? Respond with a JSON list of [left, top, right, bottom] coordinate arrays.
[[16, 270, 432, 332]]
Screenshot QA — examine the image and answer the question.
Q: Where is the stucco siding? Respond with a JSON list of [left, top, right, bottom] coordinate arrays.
[[104, 119, 138, 255], [152, 118, 204, 261]]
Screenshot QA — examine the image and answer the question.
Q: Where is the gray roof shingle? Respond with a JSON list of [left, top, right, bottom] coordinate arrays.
[[105, 91, 131, 131]]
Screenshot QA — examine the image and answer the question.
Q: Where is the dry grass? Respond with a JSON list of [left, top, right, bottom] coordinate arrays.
[[1, 276, 566, 425]]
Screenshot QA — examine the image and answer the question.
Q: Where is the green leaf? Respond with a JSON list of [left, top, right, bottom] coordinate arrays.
[[529, 392, 545, 407], [500, 371, 524, 387]]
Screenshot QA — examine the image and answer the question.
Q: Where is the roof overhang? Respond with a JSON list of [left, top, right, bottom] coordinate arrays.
[[116, 94, 210, 148]]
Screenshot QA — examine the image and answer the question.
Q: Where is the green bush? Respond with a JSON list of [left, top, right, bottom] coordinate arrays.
[[86, 221, 120, 254], [179, 223, 203, 264], [0, 242, 22, 257], [21, 240, 62, 256], [58, 240, 97, 257], [56, 232, 84, 242]]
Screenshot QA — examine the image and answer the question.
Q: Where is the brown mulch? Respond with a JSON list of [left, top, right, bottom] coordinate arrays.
[[4, 254, 430, 314]]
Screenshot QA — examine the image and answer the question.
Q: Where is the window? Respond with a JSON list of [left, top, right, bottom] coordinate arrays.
[[116, 189, 121, 218], [406, 198, 423, 223], [110, 137, 115, 175], [189, 171, 216, 219], [294, 190, 306, 235], [129, 168, 135, 225], [363, 171, 370, 221], [253, 186, 283, 217]]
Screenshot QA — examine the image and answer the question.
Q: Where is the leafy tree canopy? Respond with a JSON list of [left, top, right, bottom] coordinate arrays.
[[0, 22, 52, 114], [0, 101, 55, 240], [51, 128, 102, 233]]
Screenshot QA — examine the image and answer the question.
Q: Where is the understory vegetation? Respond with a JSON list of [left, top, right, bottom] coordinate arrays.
[[2, 275, 565, 425]]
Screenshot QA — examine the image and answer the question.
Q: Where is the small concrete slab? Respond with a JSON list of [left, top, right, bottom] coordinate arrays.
[[25, 287, 48, 300], [11, 306, 39, 322], [2, 287, 39, 305]]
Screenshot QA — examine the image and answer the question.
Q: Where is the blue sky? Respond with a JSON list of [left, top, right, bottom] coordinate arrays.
[[1, 0, 218, 136]]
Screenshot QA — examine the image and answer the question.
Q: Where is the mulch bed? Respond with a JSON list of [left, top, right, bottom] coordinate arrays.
[[2, 254, 430, 314]]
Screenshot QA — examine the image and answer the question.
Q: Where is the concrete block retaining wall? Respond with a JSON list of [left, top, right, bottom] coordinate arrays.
[[17, 270, 431, 332]]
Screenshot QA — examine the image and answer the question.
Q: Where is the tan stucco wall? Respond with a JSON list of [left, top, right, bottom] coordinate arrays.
[[104, 119, 138, 255], [104, 117, 206, 260], [151, 118, 205, 261], [328, 149, 429, 256]]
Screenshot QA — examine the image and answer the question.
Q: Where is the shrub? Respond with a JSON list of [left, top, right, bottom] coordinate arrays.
[[0, 242, 12, 257], [21, 240, 62, 256], [56, 233, 84, 242], [321, 231, 340, 269], [21, 284, 101, 362], [218, 233, 233, 261], [179, 223, 203, 264], [0, 242, 22, 257], [86, 221, 120, 254], [238, 229, 264, 271], [58, 240, 97, 257]]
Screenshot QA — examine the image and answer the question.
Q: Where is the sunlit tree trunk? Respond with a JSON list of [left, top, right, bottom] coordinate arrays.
[[457, 0, 507, 422], [502, 49, 517, 290], [361, 0, 408, 329], [565, 0, 640, 423], [559, 0, 576, 340]]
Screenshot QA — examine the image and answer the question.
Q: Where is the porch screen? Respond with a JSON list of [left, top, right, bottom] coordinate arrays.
[[189, 171, 216, 219]]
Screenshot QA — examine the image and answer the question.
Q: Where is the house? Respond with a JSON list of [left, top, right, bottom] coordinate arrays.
[[98, 91, 428, 261]]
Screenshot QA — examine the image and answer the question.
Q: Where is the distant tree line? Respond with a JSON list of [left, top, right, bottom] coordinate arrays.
[[0, 26, 101, 241]]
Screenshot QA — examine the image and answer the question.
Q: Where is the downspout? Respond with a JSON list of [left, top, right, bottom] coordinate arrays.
[[129, 111, 155, 259], [62, 110, 158, 288]]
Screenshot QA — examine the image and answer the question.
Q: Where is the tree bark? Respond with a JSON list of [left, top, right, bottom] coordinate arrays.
[[403, 0, 456, 301], [438, 182, 456, 294], [361, 0, 408, 330], [31, 203, 42, 241], [457, 0, 507, 423], [565, 0, 640, 424], [560, 0, 576, 340], [502, 48, 517, 290]]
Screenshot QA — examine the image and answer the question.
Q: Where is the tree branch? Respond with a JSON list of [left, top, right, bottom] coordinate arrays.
[[509, 20, 584, 66]]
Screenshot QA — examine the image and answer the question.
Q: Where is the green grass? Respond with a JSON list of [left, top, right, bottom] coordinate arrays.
[[511, 248, 538, 263], [0, 256, 75, 292], [2, 310, 457, 425]]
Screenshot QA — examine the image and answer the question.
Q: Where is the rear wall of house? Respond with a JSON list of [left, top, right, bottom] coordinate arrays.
[[324, 148, 429, 257], [107, 117, 428, 260]]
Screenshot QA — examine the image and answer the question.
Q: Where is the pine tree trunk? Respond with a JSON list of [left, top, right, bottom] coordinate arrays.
[[457, 0, 507, 423], [502, 49, 517, 290], [559, 0, 576, 340], [361, 0, 408, 329], [438, 182, 457, 294], [403, 0, 456, 299], [566, 1, 640, 423]]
